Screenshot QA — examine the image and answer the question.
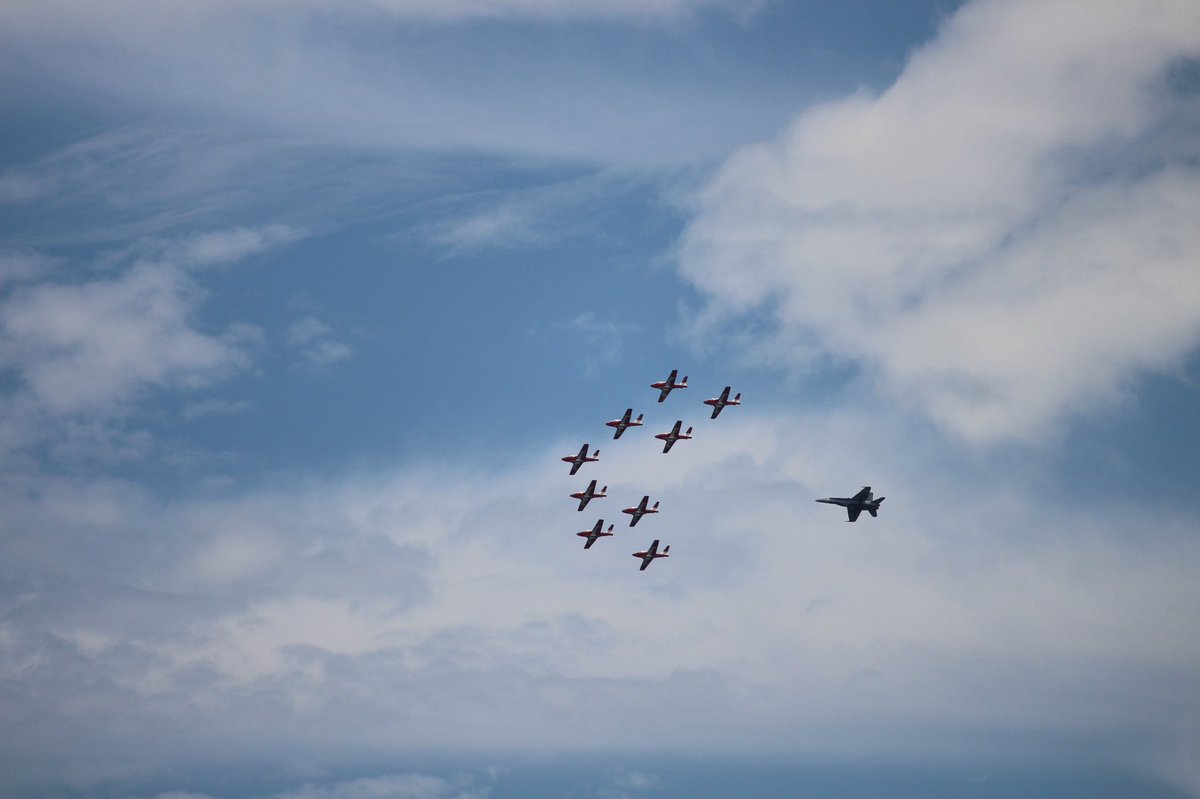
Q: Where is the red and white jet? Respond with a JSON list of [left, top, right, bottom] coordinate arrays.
[[562, 443, 599, 476], [570, 479, 607, 512], [622, 495, 660, 527], [606, 408, 644, 439], [655, 420, 692, 454], [651, 369, 688, 403], [704, 386, 741, 419], [633, 539, 670, 570], [577, 519, 614, 549]]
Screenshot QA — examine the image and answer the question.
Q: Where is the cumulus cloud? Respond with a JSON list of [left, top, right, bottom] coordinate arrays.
[[678, 0, 1200, 444]]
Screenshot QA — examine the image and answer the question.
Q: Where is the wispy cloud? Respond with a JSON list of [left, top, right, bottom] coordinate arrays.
[[678, 0, 1200, 445], [269, 773, 485, 799], [0, 2, 793, 169], [286, 316, 353, 368], [182, 398, 253, 420], [0, 224, 292, 466]]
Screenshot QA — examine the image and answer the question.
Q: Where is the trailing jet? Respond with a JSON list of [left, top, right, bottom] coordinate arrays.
[[651, 369, 688, 403], [816, 486, 885, 522], [577, 519, 614, 549], [622, 495, 660, 527], [703, 386, 741, 419], [561, 444, 599, 475], [654, 420, 692, 454], [606, 408, 644, 440], [570, 479, 607, 512], [632, 539, 670, 570]]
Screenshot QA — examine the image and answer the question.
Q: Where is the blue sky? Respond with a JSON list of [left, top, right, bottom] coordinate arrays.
[[2, 1, 1199, 798]]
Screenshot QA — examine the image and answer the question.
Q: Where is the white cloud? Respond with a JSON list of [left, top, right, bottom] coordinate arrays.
[[678, 0, 1200, 444], [167, 225, 303, 268], [182, 398, 253, 419], [286, 316, 353, 367], [0, 225, 291, 467], [0, 1, 791, 169], [0, 251, 57, 288], [270, 773, 482, 799], [0, 260, 248, 415]]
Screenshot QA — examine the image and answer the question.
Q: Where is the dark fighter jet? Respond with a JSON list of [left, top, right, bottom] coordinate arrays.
[[816, 486, 885, 522]]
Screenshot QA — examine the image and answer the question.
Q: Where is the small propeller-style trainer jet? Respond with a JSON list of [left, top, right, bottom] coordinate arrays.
[[606, 408, 644, 440], [622, 495, 660, 527], [562, 444, 599, 475], [651, 369, 688, 403], [577, 519, 614, 549], [570, 479, 607, 512], [654, 421, 693, 454], [633, 539, 670, 570], [704, 386, 741, 419], [816, 486, 885, 522]]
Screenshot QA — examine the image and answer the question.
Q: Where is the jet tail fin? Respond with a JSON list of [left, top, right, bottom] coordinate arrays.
[[733, 392, 741, 402], [652, 501, 660, 510], [685, 426, 692, 436]]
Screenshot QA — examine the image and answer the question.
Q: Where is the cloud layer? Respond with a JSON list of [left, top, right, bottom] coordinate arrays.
[[2, 410, 1197, 793], [678, 0, 1200, 444]]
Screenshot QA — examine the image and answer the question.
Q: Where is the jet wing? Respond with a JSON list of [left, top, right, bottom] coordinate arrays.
[[851, 486, 872, 502], [847, 507, 862, 523], [657, 387, 671, 403], [662, 438, 675, 453], [584, 536, 597, 549]]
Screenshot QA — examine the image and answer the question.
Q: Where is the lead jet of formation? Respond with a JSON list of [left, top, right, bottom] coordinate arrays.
[[651, 369, 688, 403], [562, 443, 600, 476], [606, 408, 644, 440], [632, 539, 670, 570], [816, 486, 885, 522], [622, 495, 660, 527], [654, 420, 692, 454], [577, 519, 614, 549], [703, 386, 741, 419], [570, 479, 607, 512]]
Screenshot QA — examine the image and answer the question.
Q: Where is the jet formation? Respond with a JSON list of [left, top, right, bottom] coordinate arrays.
[[561, 370, 885, 570], [560, 371, 741, 570]]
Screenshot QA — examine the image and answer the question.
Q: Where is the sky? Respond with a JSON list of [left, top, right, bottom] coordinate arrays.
[[1, 1, 1199, 797]]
